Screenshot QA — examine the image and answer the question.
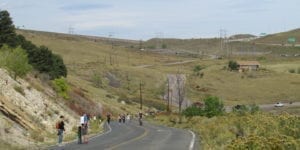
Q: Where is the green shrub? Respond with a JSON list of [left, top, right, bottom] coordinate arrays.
[[183, 96, 224, 118], [203, 96, 224, 118], [249, 104, 259, 114], [289, 69, 295, 73], [183, 106, 204, 117], [14, 86, 25, 96], [0, 45, 32, 79], [193, 65, 204, 76], [52, 77, 69, 99], [91, 73, 102, 88], [232, 104, 249, 114], [228, 60, 238, 71], [232, 104, 259, 115]]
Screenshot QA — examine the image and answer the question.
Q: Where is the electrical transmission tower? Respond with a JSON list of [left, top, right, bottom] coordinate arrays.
[[68, 26, 75, 34], [219, 29, 228, 57]]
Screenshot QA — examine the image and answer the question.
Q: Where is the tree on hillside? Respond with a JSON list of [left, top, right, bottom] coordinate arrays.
[[176, 74, 185, 113], [0, 10, 68, 79], [0, 45, 32, 79], [30, 46, 53, 72], [0, 10, 17, 47], [204, 96, 224, 118], [49, 54, 67, 79], [228, 60, 238, 71]]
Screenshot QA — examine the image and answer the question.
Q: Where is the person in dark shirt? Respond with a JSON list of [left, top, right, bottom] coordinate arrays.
[[138, 112, 143, 126], [57, 115, 65, 146], [77, 126, 82, 144], [107, 113, 111, 124]]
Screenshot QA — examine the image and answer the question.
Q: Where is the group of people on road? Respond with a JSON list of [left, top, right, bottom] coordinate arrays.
[[107, 112, 143, 126], [56, 113, 91, 147], [117, 113, 131, 124], [56, 111, 144, 147], [78, 113, 89, 144]]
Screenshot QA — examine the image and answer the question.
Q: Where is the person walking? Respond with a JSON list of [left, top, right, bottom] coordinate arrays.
[[57, 115, 65, 146], [118, 114, 122, 124], [106, 113, 111, 124], [122, 114, 126, 123], [126, 113, 131, 123], [138, 112, 143, 126], [82, 123, 88, 144], [77, 125, 82, 144]]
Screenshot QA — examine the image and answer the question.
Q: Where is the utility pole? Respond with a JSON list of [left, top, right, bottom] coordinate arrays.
[[139, 39, 143, 50], [108, 32, 114, 65], [170, 89, 172, 112], [126, 72, 130, 91], [140, 80, 143, 110], [167, 78, 170, 112]]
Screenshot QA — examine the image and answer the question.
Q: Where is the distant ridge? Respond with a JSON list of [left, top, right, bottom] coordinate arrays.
[[255, 28, 300, 44], [16, 29, 139, 44], [229, 34, 256, 39]]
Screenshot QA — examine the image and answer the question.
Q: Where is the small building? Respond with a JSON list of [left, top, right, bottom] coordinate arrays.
[[237, 61, 260, 72]]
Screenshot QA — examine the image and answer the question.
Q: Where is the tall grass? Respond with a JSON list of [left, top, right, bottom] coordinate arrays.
[[153, 112, 300, 149]]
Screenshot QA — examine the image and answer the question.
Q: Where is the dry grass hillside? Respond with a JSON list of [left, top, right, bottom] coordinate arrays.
[[144, 38, 221, 54], [255, 28, 300, 44], [229, 34, 256, 39], [17, 29, 300, 110]]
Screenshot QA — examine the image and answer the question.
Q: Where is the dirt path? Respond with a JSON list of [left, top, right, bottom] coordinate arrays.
[[135, 60, 196, 68]]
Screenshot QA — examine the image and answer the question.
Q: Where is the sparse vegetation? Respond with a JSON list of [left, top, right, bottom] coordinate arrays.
[[289, 69, 296, 73], [0, 45, 32, 79], [91, 72, 103, 88], [228, 60, 238, 71], [193, 65, 204, 77], [183, 96, 224, 118], [30, 130, 44, 142], [13, 85, 25, 96], [153, 112, 300, 149], [52, 77, 69, 99]]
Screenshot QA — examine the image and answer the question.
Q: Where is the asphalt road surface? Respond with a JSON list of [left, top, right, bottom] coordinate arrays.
[[49, 120, 197, 150]]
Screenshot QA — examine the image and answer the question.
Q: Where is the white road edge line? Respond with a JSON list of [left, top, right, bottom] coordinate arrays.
[[90, 122, 112, 141], [188, 130, 195, 150]]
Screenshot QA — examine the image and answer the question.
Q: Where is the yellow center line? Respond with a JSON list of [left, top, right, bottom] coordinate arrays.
[[109, 124, 149, 150]]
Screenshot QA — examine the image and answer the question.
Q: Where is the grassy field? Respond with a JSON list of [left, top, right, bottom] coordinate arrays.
[[16, 29, 300, 114]]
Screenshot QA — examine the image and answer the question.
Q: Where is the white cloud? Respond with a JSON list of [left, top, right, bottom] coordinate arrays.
[[75, 20, 135, 29], [63, 11, 139, 29]]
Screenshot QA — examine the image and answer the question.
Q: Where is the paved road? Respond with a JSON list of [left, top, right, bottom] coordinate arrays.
[[49, 121, 197, 150]]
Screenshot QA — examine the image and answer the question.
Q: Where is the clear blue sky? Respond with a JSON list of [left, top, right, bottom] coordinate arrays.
[[1, 0, 299, 40]]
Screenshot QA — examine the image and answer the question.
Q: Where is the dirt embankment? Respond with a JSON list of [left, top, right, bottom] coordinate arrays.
[[0, 69, 78, 148]]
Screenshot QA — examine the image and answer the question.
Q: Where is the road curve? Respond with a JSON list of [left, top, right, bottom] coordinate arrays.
[[49, 121, 197, 150]]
